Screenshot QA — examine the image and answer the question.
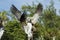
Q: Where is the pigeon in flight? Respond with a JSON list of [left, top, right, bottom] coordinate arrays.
[[10, 3, 43, 40]]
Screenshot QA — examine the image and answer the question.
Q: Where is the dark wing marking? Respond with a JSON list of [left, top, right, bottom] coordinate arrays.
[[10, 4, 21, 20], [20, 11, 27, 23]]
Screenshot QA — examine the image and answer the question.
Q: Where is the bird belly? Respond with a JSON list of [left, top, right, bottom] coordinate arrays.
[[23, 23, 33, 37]]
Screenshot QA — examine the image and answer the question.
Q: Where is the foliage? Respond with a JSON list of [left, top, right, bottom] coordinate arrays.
[[1, 21, 26, 40], [0, 1, 60, 40]]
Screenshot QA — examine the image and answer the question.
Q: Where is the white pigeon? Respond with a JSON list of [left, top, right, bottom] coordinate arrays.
[[10, 3, 43, 40]]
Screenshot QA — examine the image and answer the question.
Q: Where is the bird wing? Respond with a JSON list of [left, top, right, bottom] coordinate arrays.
[[20, 11, 27, 23], [10, 4, 21, 20], [36, 3, 43, 13], [30, 3, 43, 24]]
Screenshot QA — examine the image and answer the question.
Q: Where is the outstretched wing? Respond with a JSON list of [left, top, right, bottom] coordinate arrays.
[[27, 3, 43, 24], [10, 4, 21, 20]]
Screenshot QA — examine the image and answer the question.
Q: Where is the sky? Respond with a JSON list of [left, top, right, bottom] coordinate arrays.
[[0, 0, 60, 15]]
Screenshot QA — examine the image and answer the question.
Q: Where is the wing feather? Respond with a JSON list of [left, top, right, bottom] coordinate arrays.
[[10, 4, 21, 20]]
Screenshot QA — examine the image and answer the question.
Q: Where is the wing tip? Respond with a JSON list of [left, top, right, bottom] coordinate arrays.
[[36, 3, 43, 12], [10, 4, 21, 14]]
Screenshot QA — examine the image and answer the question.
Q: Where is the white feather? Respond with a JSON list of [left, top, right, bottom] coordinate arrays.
[[31, 13, 39, 24], [27, 13, 40, 24], [23, 23, 33, 37], [0, 28, 4, 39]]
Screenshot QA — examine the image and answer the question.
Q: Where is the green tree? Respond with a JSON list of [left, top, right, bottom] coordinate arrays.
[[0, 0, 60, 40]]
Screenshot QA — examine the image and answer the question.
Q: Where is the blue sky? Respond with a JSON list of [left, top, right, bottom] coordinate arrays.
[[0, 0, 60, 15]]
